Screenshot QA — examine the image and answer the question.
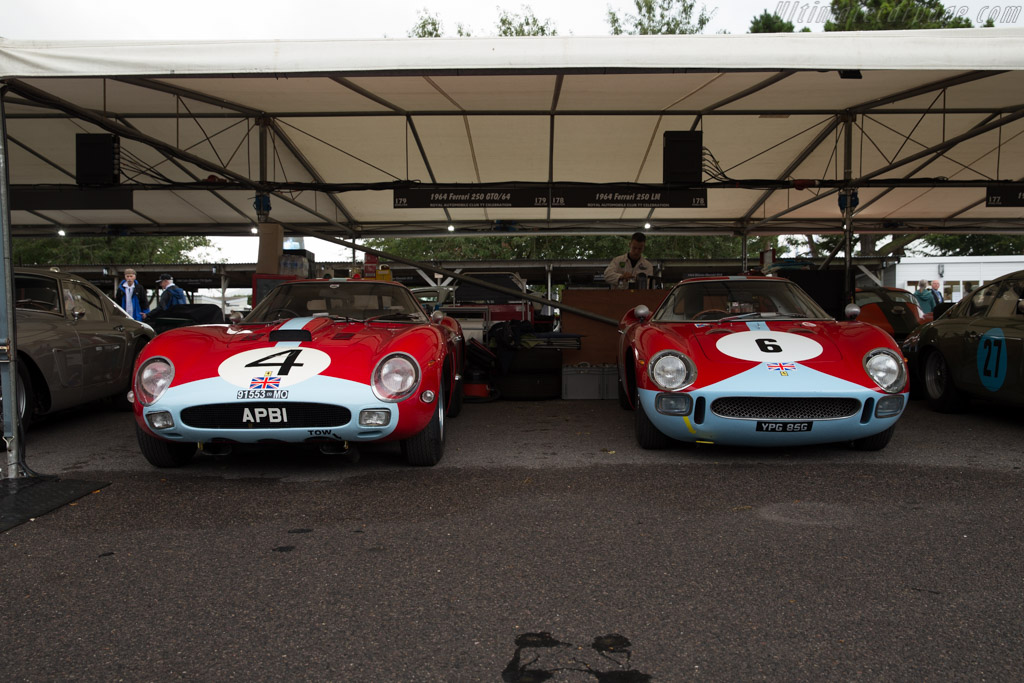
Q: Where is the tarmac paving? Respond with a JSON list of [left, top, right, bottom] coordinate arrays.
[[2, 398, 1022, 681]]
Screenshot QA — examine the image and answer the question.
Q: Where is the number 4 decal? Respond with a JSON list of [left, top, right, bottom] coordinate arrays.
[[245, 349, 306, 375]]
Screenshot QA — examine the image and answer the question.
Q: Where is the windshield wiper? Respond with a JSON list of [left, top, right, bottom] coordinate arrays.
[[363, 312, 421, 323]]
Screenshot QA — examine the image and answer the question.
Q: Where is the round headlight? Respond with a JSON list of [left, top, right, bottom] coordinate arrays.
[[372, 353, 421, 402], [648, 351, 697, 391], [864, 348, 907, 394], [135, 357, 174, 406]]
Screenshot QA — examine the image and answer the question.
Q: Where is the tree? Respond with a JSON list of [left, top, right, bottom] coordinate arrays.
[[11, 235, 214, 267], [824, 0, 974, 31], [607, 0, 711, 35], [912, 234, 1024, 256], [497, 6, 557, 36], [749, 11, 795, 33], [407, 9, 472, 37]]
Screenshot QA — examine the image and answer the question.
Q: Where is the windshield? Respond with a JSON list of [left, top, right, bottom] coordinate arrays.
[[654, 278, 831, 322], [246, 281, 429, 324]]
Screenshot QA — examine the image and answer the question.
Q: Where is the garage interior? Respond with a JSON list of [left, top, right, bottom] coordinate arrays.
[[2, 28, 1024, 478]]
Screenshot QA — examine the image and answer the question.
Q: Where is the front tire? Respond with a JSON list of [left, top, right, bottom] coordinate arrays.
[[2, 362, 36, 432], [402, 387, 446, 466], [635, 389, 671, 450], [853, 425, 895, 451], [923, 349, 967, 413], [136, 424, 196, 467]]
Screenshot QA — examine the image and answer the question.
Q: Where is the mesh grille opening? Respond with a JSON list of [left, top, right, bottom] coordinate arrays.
[[710, 397, 860, 421]]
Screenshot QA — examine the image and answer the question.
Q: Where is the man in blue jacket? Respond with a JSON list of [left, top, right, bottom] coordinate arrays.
[[117, 268, 149, 320]]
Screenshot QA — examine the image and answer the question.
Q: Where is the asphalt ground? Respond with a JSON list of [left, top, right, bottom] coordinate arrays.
[[2, 397, 1023, 681]]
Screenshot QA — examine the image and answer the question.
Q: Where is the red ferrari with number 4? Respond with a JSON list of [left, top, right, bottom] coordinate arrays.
[[131, 279, 464, 467]]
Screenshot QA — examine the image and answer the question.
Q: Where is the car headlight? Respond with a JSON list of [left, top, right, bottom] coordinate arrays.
[[372, 353, 421, 402], [648, 350, 697, 391], [135, 357, 174, 406], [863, 348, 907, 394]]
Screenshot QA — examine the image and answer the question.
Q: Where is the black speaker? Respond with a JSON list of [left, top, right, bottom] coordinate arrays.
[[76, 134, 120, 186], [663, 131, 703, 184]]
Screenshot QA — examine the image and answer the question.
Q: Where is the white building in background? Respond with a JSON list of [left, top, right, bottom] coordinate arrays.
[[889, 255, 1024, 303]]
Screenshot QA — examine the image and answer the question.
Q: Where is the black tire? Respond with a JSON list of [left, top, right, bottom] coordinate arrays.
[[446, 369, 464, 419], [853, 425, 895, 451], [923, 349, 967, 413], [635, 389, 671, 450], [136, 424, 196, 467], [402, 386, 445, 466], [2, 362, 36, 432], [617, 377, 631, 410], [115, 339, 149, 411]]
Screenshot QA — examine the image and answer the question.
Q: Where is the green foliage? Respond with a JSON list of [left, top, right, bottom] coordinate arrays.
[[364, 233, 773, 263], [11, 235, 213, 267], [913, 234, 1024, 256], [408, 10, 444, 37], [824, 0, 974, 31], [496, 6, 557, 36], [749, 11, 796, 33], [607, 0, 711, 34]]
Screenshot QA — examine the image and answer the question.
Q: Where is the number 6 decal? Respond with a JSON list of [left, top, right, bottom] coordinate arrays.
[[717, 331, 823, 362], [755, 338, 783, 353]]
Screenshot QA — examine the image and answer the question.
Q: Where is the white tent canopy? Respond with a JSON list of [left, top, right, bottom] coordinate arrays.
[[2, 29, 1024, 241]]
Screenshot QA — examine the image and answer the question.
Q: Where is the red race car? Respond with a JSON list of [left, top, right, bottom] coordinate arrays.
[[617, 276, 908, 451], [131, 279, 464, 467]]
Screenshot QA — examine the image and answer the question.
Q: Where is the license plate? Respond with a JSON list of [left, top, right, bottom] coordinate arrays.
[[756, 421, 812, 432]]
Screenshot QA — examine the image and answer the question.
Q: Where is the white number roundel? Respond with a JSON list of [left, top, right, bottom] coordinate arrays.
[[715, 331, 823, 362], [218, 347, 332, 388]]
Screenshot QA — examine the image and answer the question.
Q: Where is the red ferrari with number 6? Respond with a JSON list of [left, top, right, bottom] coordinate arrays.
[[617, 275, 908, 451], [130, 279, 464, 468]]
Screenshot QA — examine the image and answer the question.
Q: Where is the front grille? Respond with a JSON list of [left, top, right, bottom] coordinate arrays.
[[180, 402, 351, 429], [711, 397, 860, 421]]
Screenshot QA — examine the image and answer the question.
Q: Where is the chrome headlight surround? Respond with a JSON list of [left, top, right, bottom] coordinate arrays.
[[863, 348, 907, 394], [135, 357, 175, 406], [371, 353, 421, 402], [647, 350, 697, 391]]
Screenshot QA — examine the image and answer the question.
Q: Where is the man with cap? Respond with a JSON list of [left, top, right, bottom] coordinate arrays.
[[157, 273, 188, 311], [117, 268, 149, 321]]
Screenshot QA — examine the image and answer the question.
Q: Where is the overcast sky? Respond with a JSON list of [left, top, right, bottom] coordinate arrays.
[[3, 1, 802, 40]]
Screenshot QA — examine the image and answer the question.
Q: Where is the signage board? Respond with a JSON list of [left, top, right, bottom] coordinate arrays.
[[394, 185, 707, 209]]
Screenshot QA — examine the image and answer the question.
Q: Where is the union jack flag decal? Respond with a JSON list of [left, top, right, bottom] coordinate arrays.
[[766, 362, 796, 372], [250, 375, 282, 389]]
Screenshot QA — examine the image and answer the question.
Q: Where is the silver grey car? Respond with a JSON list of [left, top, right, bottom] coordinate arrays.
[[5, 267, 155, 428]]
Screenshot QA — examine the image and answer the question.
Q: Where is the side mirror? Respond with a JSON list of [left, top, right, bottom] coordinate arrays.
[[228, 311, 244, 324], [844, 303, 861, 320], [431, 310, 446, 324], [634, 304, 651, 322], [1017, 299, 1024, 315], [71, 306, 86, 320]]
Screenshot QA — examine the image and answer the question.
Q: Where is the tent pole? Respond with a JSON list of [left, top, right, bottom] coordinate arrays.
[[0, 88, 28, 479]]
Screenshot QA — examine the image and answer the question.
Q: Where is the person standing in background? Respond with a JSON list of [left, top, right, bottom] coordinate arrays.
[[117, 268, 149, 321], [914, 279, 935, 315], [930, 280, 944, 306], [603, 232, 654, 289]]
